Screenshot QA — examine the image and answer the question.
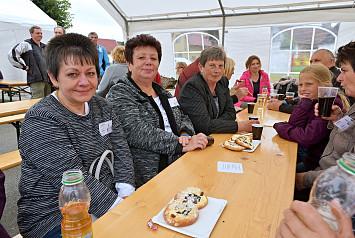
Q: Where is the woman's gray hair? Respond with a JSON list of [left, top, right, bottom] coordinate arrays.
[[199, 46, 225, 67]]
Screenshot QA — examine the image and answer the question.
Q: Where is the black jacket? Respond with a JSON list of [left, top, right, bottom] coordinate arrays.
[[8, 38, 49, 84], [178, 72, 237, 135]]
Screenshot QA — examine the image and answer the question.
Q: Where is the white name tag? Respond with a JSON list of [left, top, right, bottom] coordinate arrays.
[[334, 115, 354, 131], [168, 97, 179, 107], [99, 120, 112, 136], [217, 161, 244, 174]]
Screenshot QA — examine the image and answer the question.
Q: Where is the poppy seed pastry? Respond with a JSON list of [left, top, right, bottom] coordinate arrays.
[[223, 140, 246, 151], [175, 187, 208, 209], [163, 199, 199, 227]]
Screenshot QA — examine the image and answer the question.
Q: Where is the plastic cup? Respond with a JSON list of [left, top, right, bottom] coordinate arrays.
[[247, 103, 255, 113], [252, 124, 264, 140], [318, 87, 338, 117], [249, 115, 259, 120], [285, 92, 295, 101]]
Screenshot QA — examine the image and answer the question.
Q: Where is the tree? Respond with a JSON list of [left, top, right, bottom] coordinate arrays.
[[32, 0, 73, 29]]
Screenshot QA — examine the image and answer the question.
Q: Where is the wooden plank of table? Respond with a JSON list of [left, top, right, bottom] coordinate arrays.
[[0, 113, 26, 125], [93, 113, 297, 237], [0, 79, 28, 87], [0, 98, 41, 117]]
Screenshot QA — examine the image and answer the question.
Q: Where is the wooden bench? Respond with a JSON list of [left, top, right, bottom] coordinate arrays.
[[0, 150, 21, 171]]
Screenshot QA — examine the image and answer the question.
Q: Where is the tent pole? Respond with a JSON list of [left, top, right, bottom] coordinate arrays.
[[217, 0, 225, 46], [107, 0, 129, 39]]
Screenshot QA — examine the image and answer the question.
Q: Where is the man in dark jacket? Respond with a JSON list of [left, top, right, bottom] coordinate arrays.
[[8, 25, 51, 98]]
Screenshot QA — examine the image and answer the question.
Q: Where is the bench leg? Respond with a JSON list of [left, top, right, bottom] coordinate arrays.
[[1, 90, 4, 103], [11, 121, 21, 147], [8, 87, 13, 102]]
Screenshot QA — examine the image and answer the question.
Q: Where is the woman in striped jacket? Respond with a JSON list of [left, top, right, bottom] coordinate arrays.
[[17, 33, 135, 238]]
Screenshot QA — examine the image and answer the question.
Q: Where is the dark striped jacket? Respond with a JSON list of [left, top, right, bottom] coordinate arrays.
[[106, 76, 195, 188], [178, 72, 237, 135], [18, 95, 135, 237]]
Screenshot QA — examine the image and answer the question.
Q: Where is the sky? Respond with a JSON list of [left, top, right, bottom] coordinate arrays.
[[67, 0, 124, 41]]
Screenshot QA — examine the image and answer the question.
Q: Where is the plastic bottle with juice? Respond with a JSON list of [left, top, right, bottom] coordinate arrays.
[[59, 169, 93, 238]]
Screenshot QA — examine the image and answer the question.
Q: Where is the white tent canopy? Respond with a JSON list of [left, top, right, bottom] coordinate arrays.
[[97, 0, 355, 86], [0, 0, 56, 82]]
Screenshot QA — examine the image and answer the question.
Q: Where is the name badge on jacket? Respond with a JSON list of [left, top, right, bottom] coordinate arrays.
[[334, 115, 354, 131], [168, 97, 179, 107], [99, 120, 112, 136]]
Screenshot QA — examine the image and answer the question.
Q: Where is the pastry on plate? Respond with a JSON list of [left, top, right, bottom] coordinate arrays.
[[223, 140, 245, 151], [234, 135, 254, 150], [163, 199, 199, 227], [175, 187, 208, 209]]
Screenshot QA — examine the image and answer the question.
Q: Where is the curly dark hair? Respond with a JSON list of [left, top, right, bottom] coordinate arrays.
[[125, 34, 162, 65], [335, 41, 355, 72], [45, 33, 99, 80]]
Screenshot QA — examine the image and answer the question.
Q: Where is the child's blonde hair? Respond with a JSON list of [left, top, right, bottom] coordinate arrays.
[[300, 64, 350, 111]]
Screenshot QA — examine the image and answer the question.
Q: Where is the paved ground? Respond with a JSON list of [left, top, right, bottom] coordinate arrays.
[[1, 92, 31, 237]]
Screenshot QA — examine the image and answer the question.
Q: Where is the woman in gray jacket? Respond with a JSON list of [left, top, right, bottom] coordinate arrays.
[[107, 34, 208, 188]]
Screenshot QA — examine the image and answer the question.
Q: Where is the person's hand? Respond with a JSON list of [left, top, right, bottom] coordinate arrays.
[[233, 80, 244, 90], [235, 87, 250, 101], [178, 134, 191, 146], [314, 103, 343, 123], [25, 66, 29, 71], [182, 133, 208, 152], [276, 200, 354, 238], [295, 172, 306, 191], [237, 120, 259, 132], [330, 199, 355, 238], [268, 99, 283, 111]]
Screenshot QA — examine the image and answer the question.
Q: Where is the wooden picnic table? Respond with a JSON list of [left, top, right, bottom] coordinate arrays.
[[0, 79, 30, 102], [0, 98, 41, 142], [93, 109, 297, 237]]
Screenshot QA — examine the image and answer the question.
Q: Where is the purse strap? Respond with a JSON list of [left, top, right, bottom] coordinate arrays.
[[89, 150, 114, 180]]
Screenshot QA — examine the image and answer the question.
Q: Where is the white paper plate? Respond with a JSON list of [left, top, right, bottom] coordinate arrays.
[[152, 197, 227, 238], [242, 140, 261, 152], [221, 140, 261, 153]]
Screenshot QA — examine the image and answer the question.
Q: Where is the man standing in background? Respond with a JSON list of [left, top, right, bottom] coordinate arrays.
[[54, 26, 65, 37], [88, 32, 110, 82], [8, 25, 51, 99]]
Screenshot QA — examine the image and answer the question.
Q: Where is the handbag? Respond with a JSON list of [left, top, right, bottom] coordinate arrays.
[[89, 150, 114, 180]]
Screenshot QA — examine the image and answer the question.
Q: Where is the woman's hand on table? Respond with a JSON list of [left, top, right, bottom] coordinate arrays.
[[276, 200, 354, 238], [179, 133, 192, 146], [267, 99, 282, 111], [237, 120, 258, 132], [295, 172, 306, 191], [182, 133, 208, 152], [314, 103, 343, 123]]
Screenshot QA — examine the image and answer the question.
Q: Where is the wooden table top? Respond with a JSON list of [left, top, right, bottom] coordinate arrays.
[[0, 98, 40, 117], [0, 79, 28, 87], [93, 109, 297, 237]]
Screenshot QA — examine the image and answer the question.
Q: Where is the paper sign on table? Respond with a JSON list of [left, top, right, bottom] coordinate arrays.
[[217, 161, 243, 174]]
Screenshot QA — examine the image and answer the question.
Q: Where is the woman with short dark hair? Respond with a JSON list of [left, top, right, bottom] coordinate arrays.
[[178, 46, 256, 135], [18, 33, 135, 238], [107, 34, 207, 188]]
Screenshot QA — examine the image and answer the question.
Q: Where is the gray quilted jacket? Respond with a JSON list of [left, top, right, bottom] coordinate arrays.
[[107, 76, 195, 187]]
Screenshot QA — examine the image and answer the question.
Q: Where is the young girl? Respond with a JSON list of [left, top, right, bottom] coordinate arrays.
[[273, 64, 349, 173]]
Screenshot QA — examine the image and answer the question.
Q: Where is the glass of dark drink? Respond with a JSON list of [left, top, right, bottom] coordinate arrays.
[[252, 124, 264, 140], [285, 92, 295, 100], [247, 103, 255, 113], [318, 87, 338, 117]]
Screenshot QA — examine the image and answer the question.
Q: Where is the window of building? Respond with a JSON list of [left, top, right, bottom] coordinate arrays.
[[172, 31, 219, 67], [269, 24, 338, 82]]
